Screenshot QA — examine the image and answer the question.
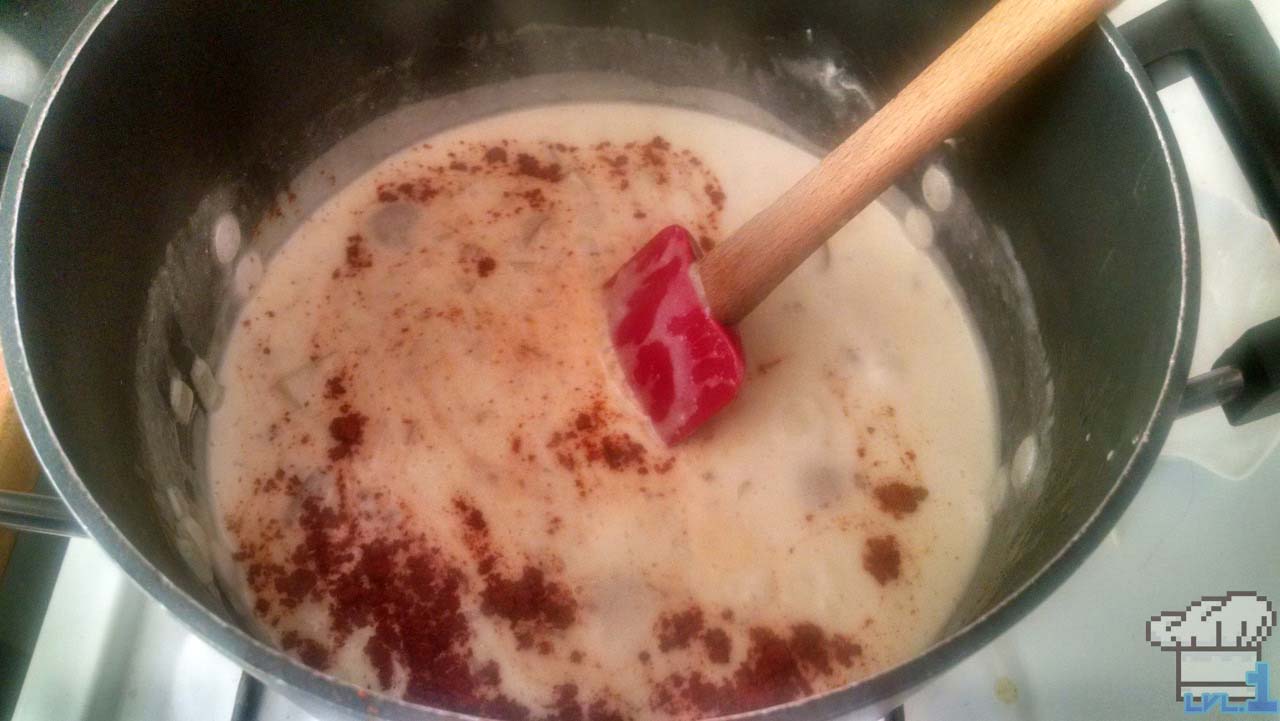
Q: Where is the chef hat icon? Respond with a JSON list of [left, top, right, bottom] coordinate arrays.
[[1147, 592, 1275, 650]]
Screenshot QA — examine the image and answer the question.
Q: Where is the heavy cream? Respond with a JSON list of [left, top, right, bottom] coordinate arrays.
[[207, 103, 999, 720]]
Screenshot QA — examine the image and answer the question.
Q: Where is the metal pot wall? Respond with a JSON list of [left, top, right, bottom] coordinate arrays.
[[0, 1, 1277, 720]]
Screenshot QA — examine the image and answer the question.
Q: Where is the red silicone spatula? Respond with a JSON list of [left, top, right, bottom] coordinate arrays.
[[605, 0, 1111, 444]]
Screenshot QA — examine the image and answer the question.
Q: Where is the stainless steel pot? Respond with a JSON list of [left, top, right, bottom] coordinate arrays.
[[0, 1, 1277, 720]]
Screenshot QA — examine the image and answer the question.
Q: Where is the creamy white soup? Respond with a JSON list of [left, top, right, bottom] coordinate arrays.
[[208, 103, 999, 721]]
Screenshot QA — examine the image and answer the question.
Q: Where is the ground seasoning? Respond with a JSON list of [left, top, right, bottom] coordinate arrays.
[[343, 234, 373, 275], [547, 402, 664, 477], [656, 607, 705, 651], [862, 535, 902, 584], [323, 372, 347, 400], [376, 178, 439, 204], [281, 630, 331, 670], [703, 182, 726, 211], [640, 136, 670, 170], [514, 153, 564, 183], [327, 409, 367, 461], [873, 482, 928, 519], [480, 567, 578, 646], [651, 623, 861, 716], [599, 434, 646, 472], [234, 481, 528, 714], [702, 628, 732, 664], [520, 188, 547, 211], [450, 498, 579, 656]]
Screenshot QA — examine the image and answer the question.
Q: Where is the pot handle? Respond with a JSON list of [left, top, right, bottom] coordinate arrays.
[[1180, 318, 1280, 423], [0, 355, 83, 537], [1122, 0, 1280, 237], [1120, 1, 1280, 424]]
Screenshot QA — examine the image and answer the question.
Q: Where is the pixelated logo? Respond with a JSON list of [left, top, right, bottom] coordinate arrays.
[[1147, 592, 1277, 714]]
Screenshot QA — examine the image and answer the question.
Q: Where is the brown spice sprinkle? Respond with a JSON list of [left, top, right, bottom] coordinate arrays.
[[451, 497, 579, 655], [703, 182, 726, 211], [755, 358, 784, 376], [375, 178, 439, 204], [234, 484, 530, 717], [702, 628, 732, 664], [547, 401, 671, 477], [862, 535, 902, 585], [346, 134, 726, 282], [600, 434, 646, 472], [640, 136, 670, 168], [341, 234, 372, 275], [873, 482, 929, 519], [514, 153, 564, 183], [651, 624, 861, 717], [520, 188, 548, 211], [234, 478, 613, 720], [481, 566, 578, 645], [323, 372, 347, 400], [453, 497, 488, 534], [656, 607, 705, 652], [327, 408, 367, 461], [280, 630, 330, 670]]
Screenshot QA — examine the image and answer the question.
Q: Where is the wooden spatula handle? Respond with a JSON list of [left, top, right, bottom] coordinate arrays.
[[699, 0, 1111, 326]]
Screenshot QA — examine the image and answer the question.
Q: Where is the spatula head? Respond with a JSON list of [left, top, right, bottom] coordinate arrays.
[[604, 225, 745, 444]]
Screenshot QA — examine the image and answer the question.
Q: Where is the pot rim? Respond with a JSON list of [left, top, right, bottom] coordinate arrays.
[[0, 3, 1197, 720]]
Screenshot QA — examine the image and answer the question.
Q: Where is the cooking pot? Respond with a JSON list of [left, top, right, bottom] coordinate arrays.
[[0, 1, 1278, 720]]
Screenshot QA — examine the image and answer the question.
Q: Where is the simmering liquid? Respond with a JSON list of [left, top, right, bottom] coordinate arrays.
[[208, 103, 999, 720]]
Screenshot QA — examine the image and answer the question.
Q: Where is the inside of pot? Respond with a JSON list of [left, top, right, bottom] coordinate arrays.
[[141, 21, 1054, 631], [11, 0, 1189, 715]]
